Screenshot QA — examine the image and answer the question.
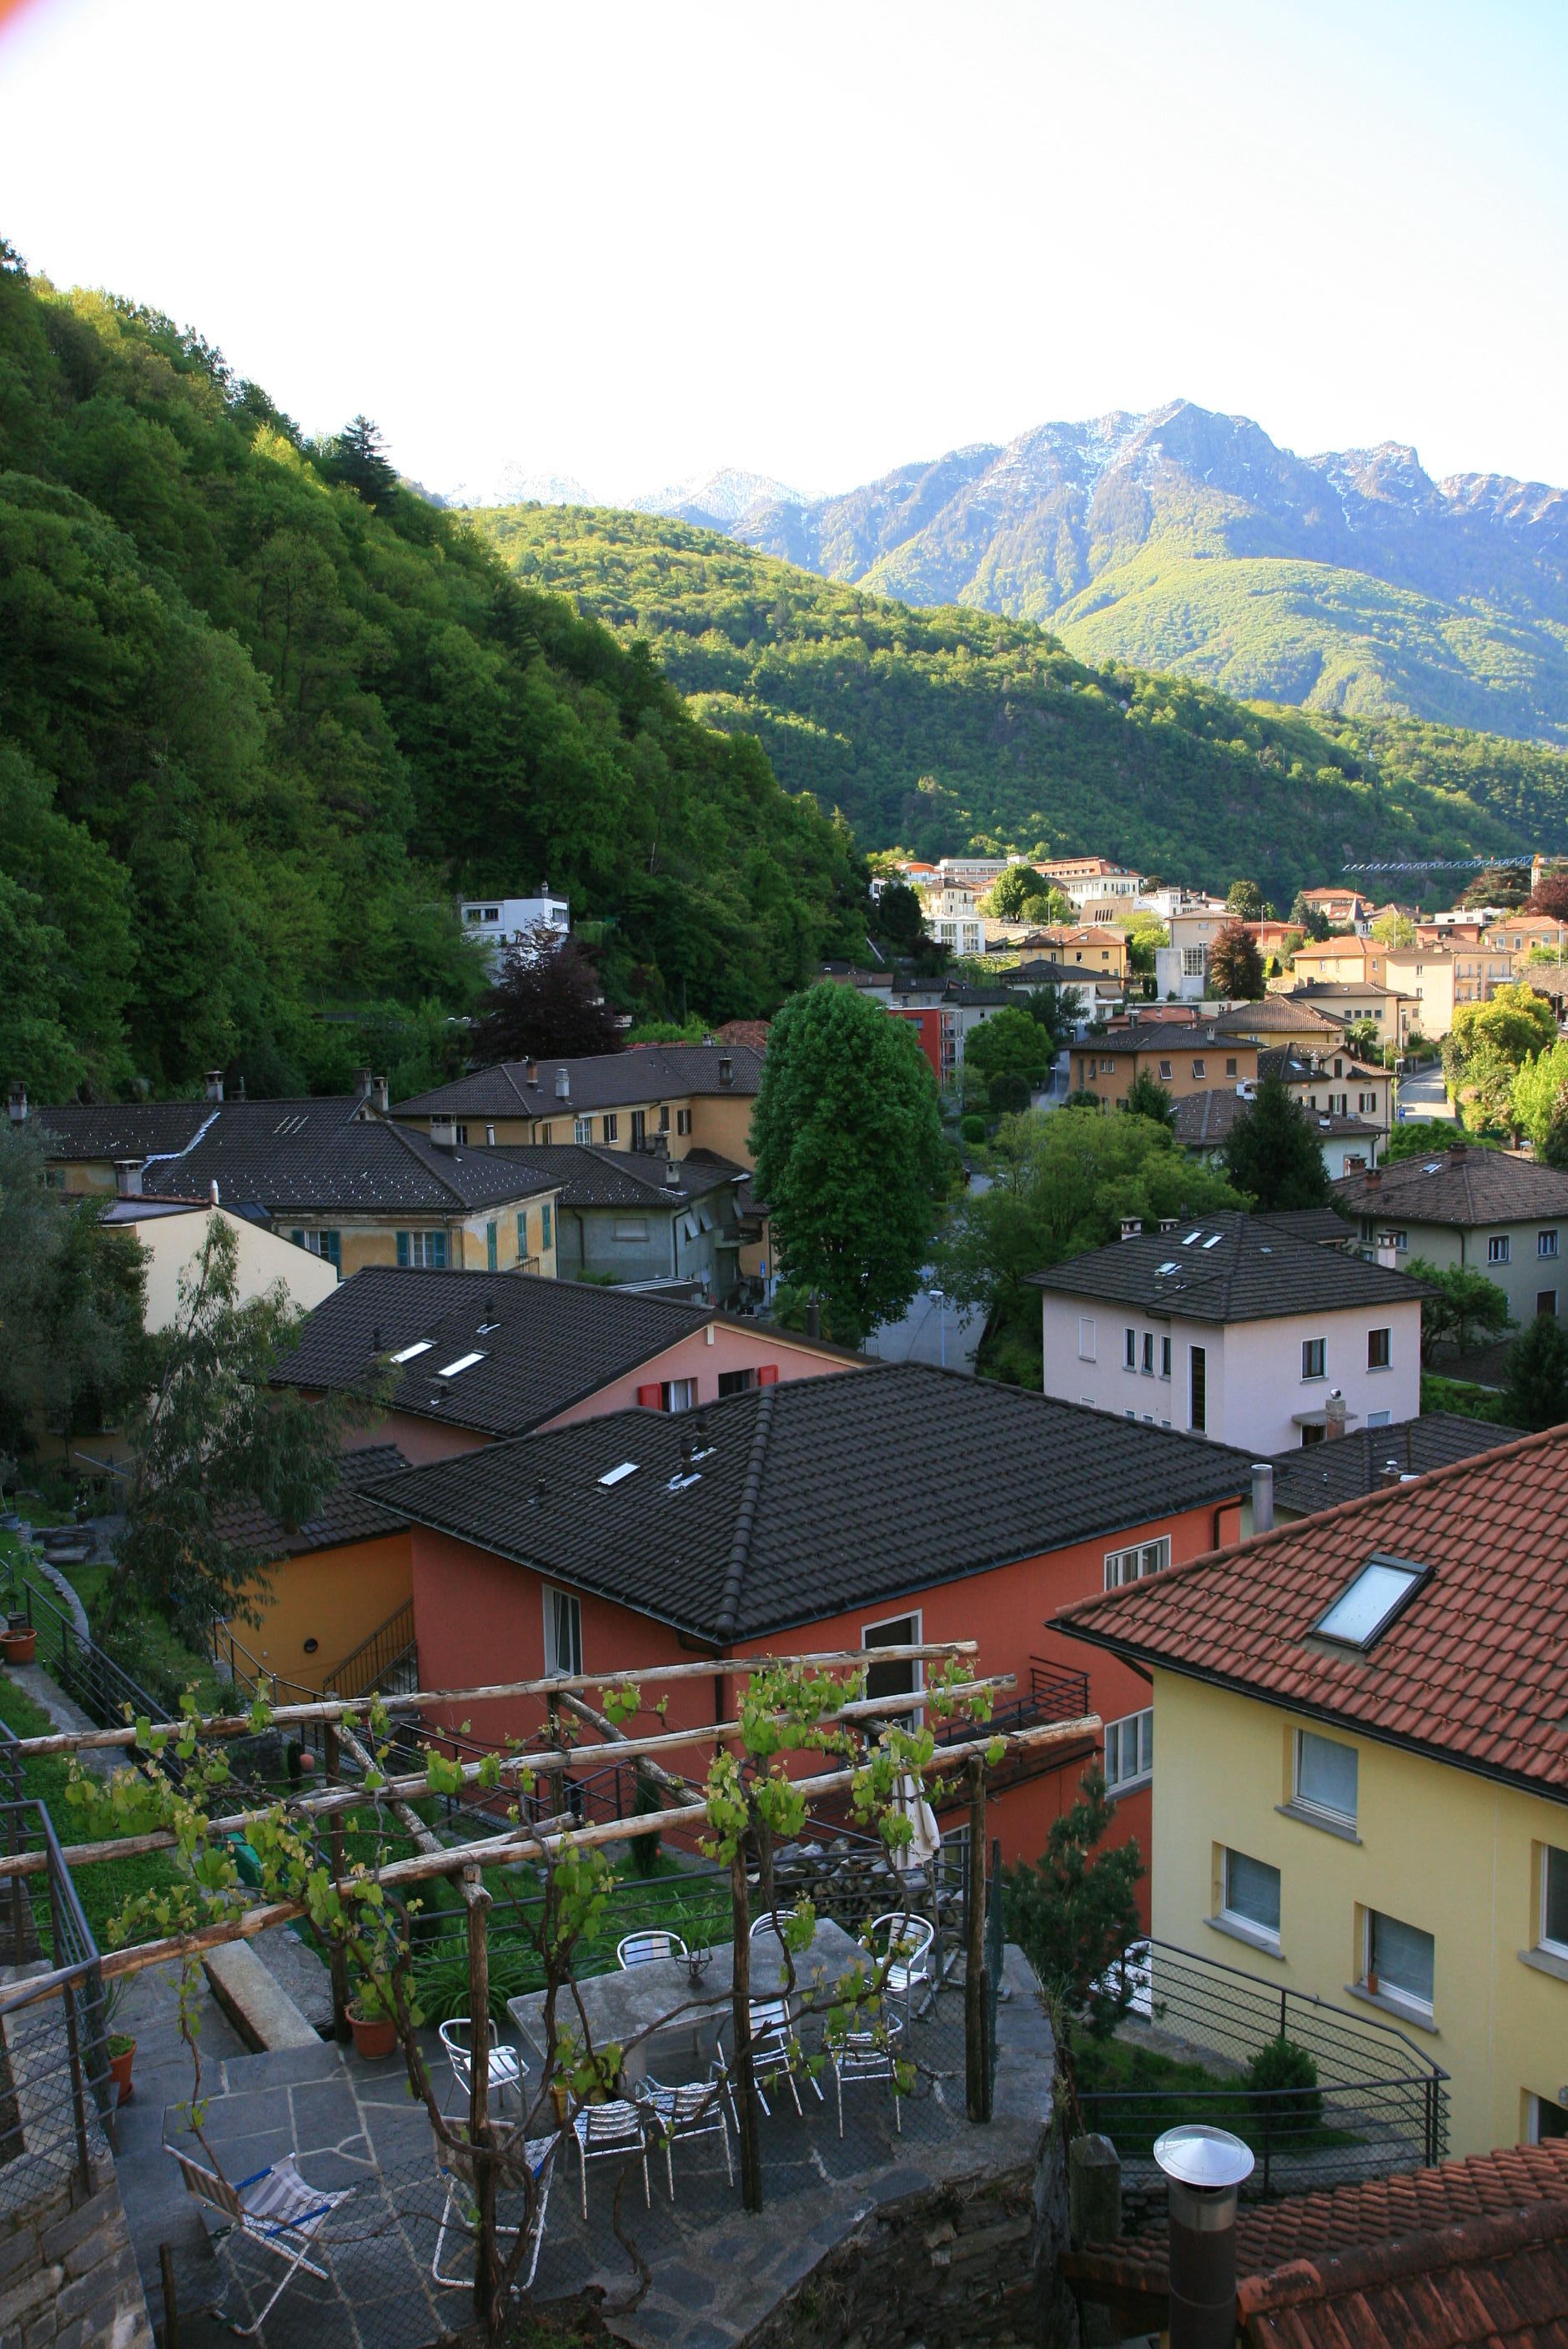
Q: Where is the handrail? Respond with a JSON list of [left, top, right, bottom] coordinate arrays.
[[1139, 1934, 1449, 2077], [322, 1600, 417, 1700], [3, 1555, 172, 1731]]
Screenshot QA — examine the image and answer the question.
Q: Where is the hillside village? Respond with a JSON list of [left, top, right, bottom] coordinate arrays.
[[12, 820, 1568, 2349]]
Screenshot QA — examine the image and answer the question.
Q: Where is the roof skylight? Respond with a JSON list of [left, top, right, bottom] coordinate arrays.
[[435, 1351, 486, 1377], [389, 1339, 434, 1364], [1312, 1552, 1429, 1649], [1182, 1231, 1203, 1245], [1202, 1233, 1223, 1249], [598, 1461, 639, 1486], [1156, 1260, 1179, 1275]]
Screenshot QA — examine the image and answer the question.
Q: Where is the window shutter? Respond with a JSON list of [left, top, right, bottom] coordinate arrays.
[[636, 1383, 663, 1409], [757, 1365, 780, 1386], [290, 1229, 304, 1247], [396, 1231, 410, 1267]]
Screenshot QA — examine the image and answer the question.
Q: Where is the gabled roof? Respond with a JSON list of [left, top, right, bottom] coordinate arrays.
[[210, 1444, 413, 1560], [372, 1362, 1254, 1642], [37, 1101, 219, 1161], [1259, 1046, 1386, 1085], [1055, 1421, 1568, 1798], [394, 1044, 764, 1120], [1214, 998, 1346, 1036], [1265, 1411, 1526, 1517], [1074, 1025, 1234, 1058], [1336, 1145, 1568, 1229], [1171, 1089, 1377, 1149], [492, 1144, 745, 1211], [272, 1265, 770, 1438], [1028, 1210, 1425, 1325]]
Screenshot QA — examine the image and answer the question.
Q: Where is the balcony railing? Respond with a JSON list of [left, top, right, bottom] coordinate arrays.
[[933, 1656, 1090, 1745], [1, 1557, 171, 1734], [322, 1601, 417, 1702]]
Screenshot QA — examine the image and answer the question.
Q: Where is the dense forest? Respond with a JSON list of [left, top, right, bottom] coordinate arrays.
[[468, 507, 1568, 898], [0, 251, 866, 1101]]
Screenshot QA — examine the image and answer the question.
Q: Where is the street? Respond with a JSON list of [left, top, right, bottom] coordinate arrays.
[[1396, 1059, 1455, 1124]]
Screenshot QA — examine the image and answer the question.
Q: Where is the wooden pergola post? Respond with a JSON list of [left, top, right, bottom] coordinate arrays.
[[463, 1864, 499, 2328], [964, 1757, 992, 2124], [728, 1846, 763, 2213], [323, 1723, 351, 2044]]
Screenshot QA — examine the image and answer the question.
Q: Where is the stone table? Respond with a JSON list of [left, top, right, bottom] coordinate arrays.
[[507, 1916, 866, 2086]]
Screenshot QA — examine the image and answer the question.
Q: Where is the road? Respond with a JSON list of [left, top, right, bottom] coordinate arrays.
[[1395, 1059, 1455, 1124]]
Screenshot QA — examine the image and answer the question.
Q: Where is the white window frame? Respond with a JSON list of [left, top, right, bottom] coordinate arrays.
[[1540, 1844, 1568, 1960], [543, 1585, 582, 1679], [1541, 1230, 1560, 1260], [661, 1378, 697, 1412], [574, 1115, 593, 1144], [1368, 1326, 1391, 1371], [1104, 1535, 1170, 1589], [1219, 1847, 1281, 1947], [1363, 1907, 1435, 2019], [1301, 1337, 1326, 1381], [1104, 1708, 1153, 1792], [1077, 1316, 1097, 1362], [1123, 1327, 1137, 1371], [1489, 1235, 1511, 1265], [1293, 1728, 1358, 1829]]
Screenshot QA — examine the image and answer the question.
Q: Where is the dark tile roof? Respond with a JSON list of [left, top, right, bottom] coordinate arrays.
[[133, 1104, 558, 1216], [1336, 1145, 1568, 1229], [371, 1362, 1254, 1642], [394, 1044, 764, 1120], [1073, 1025, 1232, 1058], [1171, 1089, 1377, 1149], [1291, 978, 1412, 1002], [1256, 1207, 1357, 1247], [38, 1100, 219, 1161], [1266, 1411, 1526, 1516], [1215, 998, 1346, 1035], [1028, 1210, 1426, 1325], [272, 1265, 727, 1437], [1010, 958, 1123, 989], [1066, 2139, 1568, 2348], [494, 1144, 745, 1211], [1259, 1046, 1386, 1085], [210, 1444, 413, 1560], [1055, 1420, 1568, 1795]]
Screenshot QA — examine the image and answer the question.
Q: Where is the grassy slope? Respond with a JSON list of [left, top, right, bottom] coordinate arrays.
[[466, 504, 1568, 896]]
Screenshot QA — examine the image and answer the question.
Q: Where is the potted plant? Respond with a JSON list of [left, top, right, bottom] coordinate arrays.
[[0, 1615, 36, 1668], [346, 1972, 407, 2061], [100, 1980, 136, 2105]]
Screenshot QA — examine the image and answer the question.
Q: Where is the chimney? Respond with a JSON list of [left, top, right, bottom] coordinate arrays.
[[665, 1160, 681, 1189], [1375, 1230, 1400, 1270], [805, 1299, 822, 1340], [204, 1070, 224, 1103], [209, 1179, 220, 1206], [1120, 1217, 1141, 1241], [354, 1066, 373, 1099], [718, 1055, 734, 1088], [1159, 1218, 1179, 1233], [234, 1074, 247, 1101], [371, 1075, 389, 1114], [525, 1059, 539, 1087], [1324, 1390, 1347, 1441], [1153, 2125, 1254, 2349], [113, 1160, 143, 1198], [7, 1083, 25, 1125], [1250, 1463, 1274, 1535], [554, 1067, 570, 1100], [1364, 1167, 1381, 1190], [1448, 1141, 1466, 1158], [430, 1114, 458, 1149]]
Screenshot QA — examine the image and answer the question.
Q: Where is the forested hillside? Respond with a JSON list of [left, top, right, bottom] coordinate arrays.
[[467, 504, 1568, 896], [0, 251, 864, 1100]]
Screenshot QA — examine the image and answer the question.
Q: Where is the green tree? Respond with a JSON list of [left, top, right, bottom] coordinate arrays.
[[1219, 1074, 1333, 1209], [1510, 1039, 1568, 1155], [1382, 1119, 1500, 1163], [1227, 879, 1263, 920], [1371, 909, 1416, 947], [1289, 893, 1331, 941], [963, 1004, 1054, 1089], [1023, 983, 1086, 1049], [326, 415, 400, 511], [1125, 915, 1169, 977], [1449, 981, 1558, 1071], [0, 1123, 148, 1460], [1499, 1313, 1568, 1431], [1208, 919, 1266, 999], [1003, 1768, 1144, 2039], [1118, 1068, 1175, 1129], [1409, 1256, 1513, 1365], [111, 1220, 363, 1638], [875, 880, 927, 956], [750, 983, 945, 1347]]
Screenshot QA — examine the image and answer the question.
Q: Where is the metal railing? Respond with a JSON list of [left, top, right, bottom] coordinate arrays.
[[934, 1656, 1091, 1745], [322, 1602, 417, 1701], [1078, 1937, 1449, 2195], [1, 1557, 171, 1732], [0, 1797, 112, 2196]]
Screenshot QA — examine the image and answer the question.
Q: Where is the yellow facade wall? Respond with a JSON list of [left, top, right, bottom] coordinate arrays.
[[1149, 1668, 1568, 2155], [289, 1200, 559, 1281], [234, 1531, 412, 1693]]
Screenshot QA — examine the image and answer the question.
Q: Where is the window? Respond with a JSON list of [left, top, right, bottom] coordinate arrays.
[[1531, 2094, 1568, 2143], [541, 1202, 552, 1252], [603, 1114, 618, 1143], [1077, 1316, 1097, 1362], [1183, 947, 1206, 977], [435, 1351, 485, 1377], [1142, 1332, 1154, 1376], [1124, 1328, 1138, 1371], [612, 1218, 650, 1243], [862, 1612, 922, 1714], [1367, 1409, 1391, 1426], [543, 1587, 582, 1679], [454, 1124, 469, 1146], [1314, 1552, 1427, 1647], [1220, 1849, 1281, 1944], [1489, 1235, 1511, 1264], [1161, 1335, 1172, 1379], [1104, 1537, 1170, 1588], [676, 1109, 691, 1136], [396, 1230, 448, 1269], [290, 1229, 341, 1267], [631, 1111, 646, 1145], [1225, 1058, 1238, 1076], [574, 1116, 592, 1144], [1359, 1091, 1378, 1113], [717, 1367, 758, 1397], [485, 1220, 498, 1273], [516, 1212, 530, 1260], [1158, 1059, 1173, 1080], [1540, 1291, 1560, 1319], [658, 1107, 671, 1134], [661, 1378, 697, 1412], [1190, 1344, 1207, 1434], [1541, 1846, 1568, 1959], [1191, 1059, 1206, 1079], [1098, 1058, 1114, 1075], [1301, 1337, 1325, 1381], [1367, 1327, 1390, 1370], [1542, 1230, 1560, 1260], [1364, 1908, 1435, 2015], [1294, 1729, 1358, 1827], [388, 1338, 433, 1364], [1104, 1709, 1153, 1791]]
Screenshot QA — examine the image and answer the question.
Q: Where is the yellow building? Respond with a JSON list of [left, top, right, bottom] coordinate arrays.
[[1058, 1426, 1568, 2157], [216, 1443, 414, 1699], [393, 1044, 764, 1169]]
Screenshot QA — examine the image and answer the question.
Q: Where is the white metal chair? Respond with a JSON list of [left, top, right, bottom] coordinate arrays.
[[432, 2129, 556, 2292], [571, 2098, 652, 2216], [636, 2075, 734, 2197], [827, 2012, 904, 2139], [616, 1929, 689, 1968], [728, 1997, 825, 2116], [439, 2015, 526, 2118], [168, 2145, 354, 2336], [867, 1912, 937, 2020]]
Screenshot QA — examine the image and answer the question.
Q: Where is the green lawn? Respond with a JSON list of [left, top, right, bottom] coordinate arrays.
[[0, 1674, 181, 1954], [1073, 2032, 1357, 2157]]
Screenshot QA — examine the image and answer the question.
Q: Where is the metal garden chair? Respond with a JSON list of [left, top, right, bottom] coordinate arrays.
[[167, 2145, 354, 2336]]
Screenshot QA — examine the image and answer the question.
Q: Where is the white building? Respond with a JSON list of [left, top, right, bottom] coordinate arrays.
[[459, 893, 570, 969], [1031, 1210, 1425, 1455]]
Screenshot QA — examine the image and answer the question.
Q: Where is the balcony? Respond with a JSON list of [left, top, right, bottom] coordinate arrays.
[[934, 1656, 1090, 1748]]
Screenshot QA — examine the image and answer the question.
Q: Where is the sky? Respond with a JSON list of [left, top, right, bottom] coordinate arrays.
[[2, 0, 1565, 503]]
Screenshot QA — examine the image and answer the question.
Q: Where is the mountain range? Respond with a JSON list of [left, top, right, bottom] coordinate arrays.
[[461, 405, 1568, 749]]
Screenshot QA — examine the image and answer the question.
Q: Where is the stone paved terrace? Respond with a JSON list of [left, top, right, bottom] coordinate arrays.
[[115, 1949, 1058, 2349]]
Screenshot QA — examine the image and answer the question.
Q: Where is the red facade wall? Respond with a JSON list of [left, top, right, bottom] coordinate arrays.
[[885, 1004, 943, 1080]]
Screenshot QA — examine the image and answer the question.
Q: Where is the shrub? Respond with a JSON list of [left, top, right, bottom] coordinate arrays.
[[959, 1114, 987, 1146], [1245, 2034, 1323, 2137]]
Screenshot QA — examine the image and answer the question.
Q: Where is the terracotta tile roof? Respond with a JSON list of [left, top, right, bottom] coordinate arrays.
[[1336, 1146, 1568, 1229], [1055, 1421, 1568, 1796], [715, 1020, 770, 1053], [1029, 1210, 1424, 1325]]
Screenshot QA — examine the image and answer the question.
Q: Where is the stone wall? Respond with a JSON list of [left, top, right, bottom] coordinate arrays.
[[0, 2152, 154, 2349]]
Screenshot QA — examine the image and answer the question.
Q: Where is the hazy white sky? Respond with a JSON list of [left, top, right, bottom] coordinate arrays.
[[2, 0, 1564, 500]]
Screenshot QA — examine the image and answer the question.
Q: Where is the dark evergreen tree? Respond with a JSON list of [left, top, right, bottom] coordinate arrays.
[[329, 414, 400, 511], [1226, 878, 1264, 919], [1219, 1074, 1333, 1210], [1003, 1769, 1144, 2039], [472, 924, 624, 1064], [1118, 1068, 1175, 1129], [1500, 1314, 1568, 1431], [874, 881, 926, 954]]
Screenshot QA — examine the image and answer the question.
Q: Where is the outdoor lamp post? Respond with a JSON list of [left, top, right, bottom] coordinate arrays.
[[928, 1286, 946, 1369]]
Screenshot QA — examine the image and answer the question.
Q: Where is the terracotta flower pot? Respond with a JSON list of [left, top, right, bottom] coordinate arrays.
[[348, 2006, 399, 2061], [108, 2037, 136, 2105], [0, 1627, 36, 1667]]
